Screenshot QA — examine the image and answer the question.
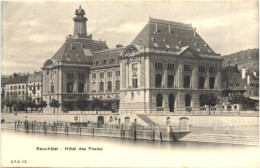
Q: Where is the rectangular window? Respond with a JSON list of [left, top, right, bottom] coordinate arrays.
[[209, 77, 215, 89], [132, 79, 138, 88], [67, 73, 74, 79], [198, 77, 205, 89], [199, 66, 205, 72], [116, 80, 120, 91], [107, 81, 112, 91], [51, 85, 54, 93], [168, 75, 174, 88], [184, 76, 190, 88], [107, 72, 112, 78], [78, 83, 84, 93], [99, 82, 104, 92], [22, 91, 25, 95], [168, 64, 174, 70], [102, 60, 107, 65], [18, 85, 21, 89], [184, 65, 191, 71], [99, 72, 104, 78], [78, 73, 84, 79], [92, 73, 96, 79], [115, 71, 120, 77], [155, 74, 162, 88], [209, 66, 216, 73], [67, 82, 73, 93], [132, 63, 138, 71], [155, 62, 163, 70]]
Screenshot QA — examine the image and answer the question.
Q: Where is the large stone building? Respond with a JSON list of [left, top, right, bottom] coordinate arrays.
[[42, 6, 223, 113], [27, 71, 43, 103]]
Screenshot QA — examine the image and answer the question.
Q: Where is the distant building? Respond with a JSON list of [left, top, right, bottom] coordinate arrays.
[[42, 6, 223, 113], [27, 71, 43, 103]]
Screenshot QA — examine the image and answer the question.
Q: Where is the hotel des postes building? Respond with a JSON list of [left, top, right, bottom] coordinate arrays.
[[42, 6, 223, 116]]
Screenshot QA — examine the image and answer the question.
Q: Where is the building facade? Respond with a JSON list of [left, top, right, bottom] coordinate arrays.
[[27, 71, 43, 103], [42, 6, 223, 113]]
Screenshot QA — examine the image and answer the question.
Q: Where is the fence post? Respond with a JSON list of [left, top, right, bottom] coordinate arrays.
[[150, 125, 155, 141], [15, 121, 17, 131], [132, 123, 136, 140], [158, 125, 162, 142]]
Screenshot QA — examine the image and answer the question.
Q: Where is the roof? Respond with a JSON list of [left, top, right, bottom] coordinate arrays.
[[92, 47, 124, 67], [131, 17, 219, 56], [1, 77, 10, 87], [28, 72, 42, 83], [5, 76, 28, 85], [50, 37, 108, 65]]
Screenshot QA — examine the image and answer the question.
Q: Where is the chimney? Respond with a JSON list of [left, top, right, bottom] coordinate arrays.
[[247, 75, 250, 84], [194, 28, 196, 38], [253, 70, 257, 76], [242, 67, 246, 79]]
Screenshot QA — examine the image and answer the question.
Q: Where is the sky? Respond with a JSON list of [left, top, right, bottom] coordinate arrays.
[[1, 1, 259, 75]]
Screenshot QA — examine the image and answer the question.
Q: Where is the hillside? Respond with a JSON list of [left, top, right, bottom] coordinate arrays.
[[222, 48, 259, 71]]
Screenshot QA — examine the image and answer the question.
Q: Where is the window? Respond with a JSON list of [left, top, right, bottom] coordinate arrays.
[[209, 66, 216, 73], [110, 59, 115, 64], [168, 64, 174, 70], [256, 83, 259, 88], [155, 62, 163, 70], [92, 73, 96, 79], [198, 77, 205, 89], [107, 72, 112, 78], [18, 85, 21, 89], [50, 73, 55, 79], [116, 80, 120, 91], [78, 73, 84, 79], [107, 81, 112, 91], [18, 91, 21, 95], [155, 74, 162, 88], [92, 82, 96, 91], [132, 75, 138, 88], [95, 61, 99, 66], [78, 83, 84, 93], [156, 94, 163, 107], [184, 65, 191, 71], [102, 60, 107, 65], [10, 86, 13, 90], [51, 84, 54, 93], [7, 92, 9, 96], [132, 63, 138, 71], [67, 82, 73, 93], [184, 76, 190, 88], [22, 91, 25, 95], [14, 86, 17, 89], [199, 66, 205, 72], [67, 73, 74, 79], [115, 71, 120, 77], [168, 75, 174, 88], [37, 84, 40, 90], [209, 77, 215, 89], [185, 94, 191, 107], [99, 82, 104, 92], [99, 72, 104, 78]]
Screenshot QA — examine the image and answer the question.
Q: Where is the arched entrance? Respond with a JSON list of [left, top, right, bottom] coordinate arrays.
[[97, 116, 104, 124], [168, 94, 175, 112], [179, 117, 189, 130], [125, 117, 130, 125], [156, 94, 163, 107]]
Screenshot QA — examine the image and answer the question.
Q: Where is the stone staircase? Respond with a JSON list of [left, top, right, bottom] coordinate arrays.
[[180, 133, 259, 146], [136, 114, 156, 126]]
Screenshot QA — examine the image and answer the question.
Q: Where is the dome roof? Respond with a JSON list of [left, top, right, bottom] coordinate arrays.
[[75, 5, 85, 16]]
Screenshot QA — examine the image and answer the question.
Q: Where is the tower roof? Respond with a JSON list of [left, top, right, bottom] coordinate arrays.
[[75, 5, 85, 16], [131, 17, 220, 56]]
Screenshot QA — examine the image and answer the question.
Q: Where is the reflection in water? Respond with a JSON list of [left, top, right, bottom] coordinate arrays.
[[1, 129, 259, 168]]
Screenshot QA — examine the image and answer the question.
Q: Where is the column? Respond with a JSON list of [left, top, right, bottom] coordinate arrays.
[[58, 68, 62, 94]]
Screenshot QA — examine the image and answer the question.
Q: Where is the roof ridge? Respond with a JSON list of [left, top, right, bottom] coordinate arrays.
[[149, 17, 192, 28]]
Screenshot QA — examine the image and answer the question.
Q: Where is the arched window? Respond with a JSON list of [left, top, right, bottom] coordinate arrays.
[[107, 81, 112, 91], [209, 77, 215, 89], [198, 76, 205, 89], [185, 94, 191, 107], [155, 74, 162, 88], [156, 94, 163, 107], [168, 94, 175, 112], [168, 75, 174, 88], [166, 117, 171, 125]]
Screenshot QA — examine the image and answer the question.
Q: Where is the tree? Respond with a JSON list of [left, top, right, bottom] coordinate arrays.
[[63, 100, 73, 112], [200, 94, 220, 115], [76, 99, 90, 113], [4, 99, 13, 113], [16, 100, 26, 111], [27, 98, 36, 113], [49, 98, 60, 114], [92, 98, 103, 113], [38, 99, 47, 113], [228, 94, 255, 110]]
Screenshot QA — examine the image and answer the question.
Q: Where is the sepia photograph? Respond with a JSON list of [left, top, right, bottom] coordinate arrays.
[[1, 0, 259, 167]]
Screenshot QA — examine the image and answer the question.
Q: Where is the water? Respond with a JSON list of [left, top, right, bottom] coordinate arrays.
[[1, 129, 259, 168]]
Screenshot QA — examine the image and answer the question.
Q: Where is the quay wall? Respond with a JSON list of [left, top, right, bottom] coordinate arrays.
[[1, 113, 259, 128]]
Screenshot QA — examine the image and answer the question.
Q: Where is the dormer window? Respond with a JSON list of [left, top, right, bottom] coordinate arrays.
[[165, 44, 170, 49], [66, 54, 69, 57], [95, 61, 99, 66]]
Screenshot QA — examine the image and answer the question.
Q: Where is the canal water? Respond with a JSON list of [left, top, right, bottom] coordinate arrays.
[[1, 129, 259, 168]]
